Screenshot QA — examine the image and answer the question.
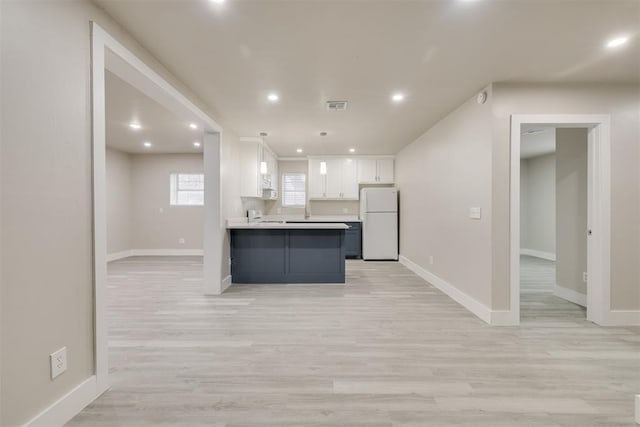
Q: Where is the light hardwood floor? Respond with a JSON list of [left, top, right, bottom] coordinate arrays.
[[67, 256, 640, 426]]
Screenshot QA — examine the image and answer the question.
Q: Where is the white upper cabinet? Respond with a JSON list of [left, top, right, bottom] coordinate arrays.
[[239, 137, 278, 199], [376, 158, 394, 183], [357, 157, 394, 183], [308, 158, 326, 199], [341, 158, 359, 199], [308, 157, 359, 200]]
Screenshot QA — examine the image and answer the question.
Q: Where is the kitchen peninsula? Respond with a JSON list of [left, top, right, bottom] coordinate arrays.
[[227, 220, 349, 284]]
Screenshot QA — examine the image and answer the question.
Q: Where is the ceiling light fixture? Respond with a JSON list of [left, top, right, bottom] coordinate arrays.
[[129, 122, 142, 130], [320, 132, 327, 136], [606, 36, 629, 48], [189, 123, 198, 129], [143, 142, 152, 148], [296, 148, 303, 153], [267, 93, 279, 102], [210, 0, 225, 3], [391, 93, 405, 103], [349, 148, 356, 153], [260, 132, 268, 137], [193, 141, 201, 147]]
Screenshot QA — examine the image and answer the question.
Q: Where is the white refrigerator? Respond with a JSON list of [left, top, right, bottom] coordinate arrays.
[[360, 188, 398, 260]]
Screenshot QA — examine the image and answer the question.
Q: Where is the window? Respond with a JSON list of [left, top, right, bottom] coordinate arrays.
[[170, 173, 204, 206], [282, 173, 306, 207]]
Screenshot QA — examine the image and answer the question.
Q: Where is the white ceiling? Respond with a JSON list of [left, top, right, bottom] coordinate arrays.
[[94, 0, 640, 157], [520, 126, 556, 159], [106, 70, 204, 154]]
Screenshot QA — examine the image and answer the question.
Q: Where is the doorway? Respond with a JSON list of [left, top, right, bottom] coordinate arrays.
[[509, 114, 611, 326], [519, 126, 589, 322], [91, 22, 224, 394]]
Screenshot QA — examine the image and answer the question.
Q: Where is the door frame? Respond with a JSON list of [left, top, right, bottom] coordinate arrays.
[[509, 114, 611, 325], [91, 22, 224, 394]]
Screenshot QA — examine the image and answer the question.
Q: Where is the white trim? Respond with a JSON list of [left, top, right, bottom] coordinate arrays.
[[606, 311, 640, 326], [91, 21, 224, 417], [554, 285, 587, 307], [106, 250, 132, 262], [510, 114, 611, 326], [108, 249, 204, 261], [635, 394, 640, 424], [221, 275, 233, 292], [399, 255, 491, 324], [24, 376, 106, 427], [130, 249, 204, 257], [520, 248, 556, 261], [203, 132, 223, 295]]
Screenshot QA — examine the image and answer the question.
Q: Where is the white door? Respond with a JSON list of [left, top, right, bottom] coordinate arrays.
[[377, 158, 394, 183], [341, 158, 359, 199], [357, 158, 377, 183], [362, 212, 398, 260], [308, 158, 326, 199], [364, 188, 398, 212], [325, 158, 343, 198]]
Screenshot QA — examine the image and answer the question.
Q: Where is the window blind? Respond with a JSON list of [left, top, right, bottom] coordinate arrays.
[[282, 173, 306, 207]]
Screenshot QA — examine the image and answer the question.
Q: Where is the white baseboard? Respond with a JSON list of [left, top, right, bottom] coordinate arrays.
[[106, 250, 132, 262], [520, 248, 556, 261], [107, 249, 204, 261], [131, 249, 203, 257], [221, 275, 232, 293], [25, 376, 106, 427], [399, 255, 506, 325], [605, 310, 640, 326], [554, 285, 587, 307], [635, 394, 639, 424]]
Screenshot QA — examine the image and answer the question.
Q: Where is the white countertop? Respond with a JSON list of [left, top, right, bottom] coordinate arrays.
[[226, 220, 349, 230], [264, 215, 361, 223]]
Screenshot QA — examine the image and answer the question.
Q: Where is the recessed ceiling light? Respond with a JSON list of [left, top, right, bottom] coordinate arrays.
[[129, 122, 142, 130], [210, 0, 225, 3], [349, 148, 355, 153], [143, 142, 152, 148], [391, 93, 405, 103], [606, 36, 629, 48], [260, 132, 268, 137], [320, 132, 328, 136], [296, 148, 303, 153], [267, 93, 279, 102], [189, 123, 198, 129], [193, 141, 201, 147]]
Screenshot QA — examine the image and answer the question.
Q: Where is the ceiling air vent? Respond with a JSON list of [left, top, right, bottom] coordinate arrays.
[[326, 101, 348, 111]]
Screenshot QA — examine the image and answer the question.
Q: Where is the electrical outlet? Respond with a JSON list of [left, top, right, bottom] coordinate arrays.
[[50, 347, 67, 380], [429, 255, 434, 265], [179, 238, 185, 244], [583, 272, 588, 282]]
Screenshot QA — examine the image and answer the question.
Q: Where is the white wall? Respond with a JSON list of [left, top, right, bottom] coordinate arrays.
[[492, 83, 640, 311], [0, 1, 239, 424], [396, 82, 639, 317], [396, 86, 494, 307], [130, 153, 204, 250], [556, 128, 588, 295], [520, 153, 556, 256], [106, 148, 132, 254]]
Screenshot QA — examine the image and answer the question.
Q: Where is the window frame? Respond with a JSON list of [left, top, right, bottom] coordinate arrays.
[[169, 172, 205, 207], [281, 172, 306, 208]]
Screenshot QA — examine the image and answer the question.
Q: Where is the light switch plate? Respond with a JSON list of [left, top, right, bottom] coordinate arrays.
[[50, 347, 67, 380], [469, 207, 482, 220]]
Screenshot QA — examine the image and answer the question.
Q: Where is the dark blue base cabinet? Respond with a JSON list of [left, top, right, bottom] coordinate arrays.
[[230, 229, 346, 283]]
